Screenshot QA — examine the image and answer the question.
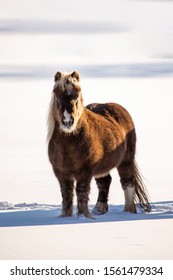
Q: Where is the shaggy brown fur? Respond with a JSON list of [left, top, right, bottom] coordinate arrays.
[[48, 71, 151, 218]]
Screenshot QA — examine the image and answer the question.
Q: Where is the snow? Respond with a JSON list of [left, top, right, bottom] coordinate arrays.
[[0, 0, 173, 260]]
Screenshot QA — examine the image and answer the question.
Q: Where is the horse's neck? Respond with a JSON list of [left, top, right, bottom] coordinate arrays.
[[78, 108, 96, 132]]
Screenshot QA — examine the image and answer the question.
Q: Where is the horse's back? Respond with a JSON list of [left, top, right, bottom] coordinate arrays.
[[86, 102, 135, 132]]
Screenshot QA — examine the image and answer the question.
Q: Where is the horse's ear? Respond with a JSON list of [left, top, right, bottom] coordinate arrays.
[[54, 71, 62, 82], [71, 71, 80, 82]]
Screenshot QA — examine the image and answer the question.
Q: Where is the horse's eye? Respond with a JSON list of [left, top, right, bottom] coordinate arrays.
[[55, 96, 61, 107], [73, 92, 78, 100], [55, 96, 60, 102]]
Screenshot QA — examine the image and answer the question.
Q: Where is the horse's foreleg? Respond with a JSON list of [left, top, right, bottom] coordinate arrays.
[[118, 161, 136, 213], [76, 179, 91, 218], [59, 179, 74, 217], [93, 174, 112, 215], [53, 168, 74, 217]]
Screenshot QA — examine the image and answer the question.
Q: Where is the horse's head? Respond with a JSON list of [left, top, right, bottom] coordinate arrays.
[[52, 70, 83, 134]]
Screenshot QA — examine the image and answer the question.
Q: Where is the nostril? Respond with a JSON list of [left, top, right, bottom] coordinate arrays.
[[70, 116, 74, 126]]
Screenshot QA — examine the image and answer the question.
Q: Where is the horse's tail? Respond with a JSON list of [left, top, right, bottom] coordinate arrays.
[[133, 161, 151, 212]]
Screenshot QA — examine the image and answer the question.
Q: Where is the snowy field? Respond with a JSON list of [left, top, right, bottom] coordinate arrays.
[[0, 0, 173, 260]]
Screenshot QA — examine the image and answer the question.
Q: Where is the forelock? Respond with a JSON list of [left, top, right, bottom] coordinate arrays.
[[54, 72, 79, 92]]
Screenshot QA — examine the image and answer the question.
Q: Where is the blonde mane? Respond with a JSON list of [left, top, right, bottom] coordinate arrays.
[[47, 92, 55, 143]]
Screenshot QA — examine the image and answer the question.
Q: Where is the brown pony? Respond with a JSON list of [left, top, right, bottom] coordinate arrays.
[[47, 70, 151, 218]]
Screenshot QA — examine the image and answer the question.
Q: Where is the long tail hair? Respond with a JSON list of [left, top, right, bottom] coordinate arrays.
[[133, 161, 151, 212]]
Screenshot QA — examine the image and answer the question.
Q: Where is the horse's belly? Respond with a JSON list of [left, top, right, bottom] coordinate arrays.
[[93, 141, 126, 177]]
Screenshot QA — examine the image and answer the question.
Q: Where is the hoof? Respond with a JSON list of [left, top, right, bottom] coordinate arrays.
[[77, 212, 95, 219], [58, 213, 73, 218], [123, 205, 137, 213], [92, 202, 108, 215], [58, 209, 73, 217]]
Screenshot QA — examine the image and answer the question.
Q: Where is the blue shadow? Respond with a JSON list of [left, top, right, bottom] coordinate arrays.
[[0, 201, 172, 227]]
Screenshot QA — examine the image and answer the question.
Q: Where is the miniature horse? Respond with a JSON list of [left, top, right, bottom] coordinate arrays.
[[47, 70, 150, 218]]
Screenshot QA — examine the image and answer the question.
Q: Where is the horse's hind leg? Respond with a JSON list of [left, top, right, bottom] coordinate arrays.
[[93, 174, 112, 215], [117, 161, 136, 213]]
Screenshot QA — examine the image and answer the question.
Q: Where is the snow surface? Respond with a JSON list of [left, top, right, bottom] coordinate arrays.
[[0, 0, 173, 260]]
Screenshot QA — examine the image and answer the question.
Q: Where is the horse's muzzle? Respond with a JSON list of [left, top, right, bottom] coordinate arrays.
[[62, 119, 74, 128], [62, 114, 74, 128]]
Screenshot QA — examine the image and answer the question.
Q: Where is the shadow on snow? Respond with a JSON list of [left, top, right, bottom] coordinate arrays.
[[0, 201, 172, 227]]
